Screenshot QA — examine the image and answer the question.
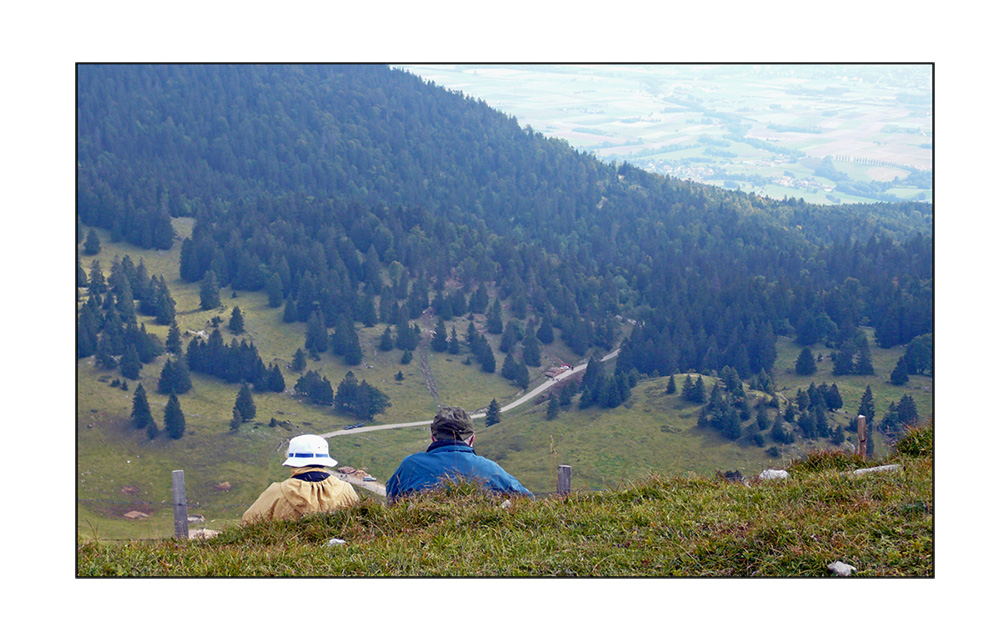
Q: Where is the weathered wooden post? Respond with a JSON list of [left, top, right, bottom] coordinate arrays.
[[172, 470, 189, 540], [857, 415, 868, 458], [557, 464, 572, 495]]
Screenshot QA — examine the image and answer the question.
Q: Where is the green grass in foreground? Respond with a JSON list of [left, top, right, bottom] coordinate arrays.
[[76, 425, 933, 577]]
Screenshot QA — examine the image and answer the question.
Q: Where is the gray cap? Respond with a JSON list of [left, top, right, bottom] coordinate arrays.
[[431, 406, 475, 441]]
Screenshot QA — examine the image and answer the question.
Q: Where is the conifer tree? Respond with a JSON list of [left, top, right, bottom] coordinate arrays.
[[681, 375, 695, 401], [522, 329, 541, 367], [282, 297, 298, 323], [795, 347, 817, 375], [858, 385, 876, 423], [479, 342, 496, 374], [448, 326, 461, 355], [229, 306, 245, 334], [84, 229, 102, 255], [889, 357, 910, 386], [537, 314, 555, 344], [401, 350, 413, 365], [163, 392, 185, 439], [513, 359, 530, 389], [486, 299, 503, 334], [431, 317, 449, 352], [235, 383, 256, 422], [166, 322, 182, 355], [825, 383, 844, 411], [486, 399, 501, 426], [379, 326, 395, 351], [897, 394, 919, 427], [853, 338, 875, 375], [666, 374, 676, 394], [266, 272, 284, 308], [291, 348, 307, 372], [200, 270, 221, 310], [692, 376, 706, 403], [130, 384, 155, 431], [119, 343, 142, 380]]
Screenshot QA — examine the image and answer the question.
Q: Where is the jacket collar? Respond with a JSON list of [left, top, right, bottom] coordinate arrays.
[[426, 439, 476, 454]]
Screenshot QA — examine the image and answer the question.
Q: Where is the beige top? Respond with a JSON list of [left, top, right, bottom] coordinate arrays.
[[242, 466, 359, 524]]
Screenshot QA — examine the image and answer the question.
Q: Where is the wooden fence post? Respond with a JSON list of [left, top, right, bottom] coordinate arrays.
[[557, 464, 572, 495], [857, 415, 868, 458], [172, 470, 189, 540]]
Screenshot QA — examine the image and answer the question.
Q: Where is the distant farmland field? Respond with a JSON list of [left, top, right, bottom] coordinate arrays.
[[402, 64, 932, 205]]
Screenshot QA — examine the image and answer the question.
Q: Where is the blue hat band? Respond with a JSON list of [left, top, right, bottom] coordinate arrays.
[[289, 452, 331, 459]]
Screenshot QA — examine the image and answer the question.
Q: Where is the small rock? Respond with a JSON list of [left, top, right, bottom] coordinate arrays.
[[501, 499, 512, 509], [853, 464, 901, 476], [759, 469, 789, 480], [325, 538, 347, 547], [828, 561, 856, 577]]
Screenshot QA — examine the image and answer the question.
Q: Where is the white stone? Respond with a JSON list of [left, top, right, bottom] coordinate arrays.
[[853, 464, 901, 476], [828, 561, 856, 576], [759, 469, 789, 480]]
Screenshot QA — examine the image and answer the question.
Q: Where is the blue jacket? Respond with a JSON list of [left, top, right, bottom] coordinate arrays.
[[386, 440, 533, 502]]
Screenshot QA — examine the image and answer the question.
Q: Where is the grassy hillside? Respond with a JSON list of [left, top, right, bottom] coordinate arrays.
[[77, 219, 932, 540], [77, 425, 933, 577]]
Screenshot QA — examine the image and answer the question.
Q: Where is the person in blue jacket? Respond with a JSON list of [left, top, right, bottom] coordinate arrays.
[[386, 406, 533, 502]]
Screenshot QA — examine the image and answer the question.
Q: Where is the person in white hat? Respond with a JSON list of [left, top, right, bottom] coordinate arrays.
[[242, 434, 359, 524]]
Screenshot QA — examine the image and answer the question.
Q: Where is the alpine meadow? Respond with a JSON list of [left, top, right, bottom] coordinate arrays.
[[76, 64, 932, 577]]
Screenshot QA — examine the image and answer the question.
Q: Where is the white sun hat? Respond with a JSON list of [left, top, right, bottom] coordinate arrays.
[[283, 434, 339, 468]]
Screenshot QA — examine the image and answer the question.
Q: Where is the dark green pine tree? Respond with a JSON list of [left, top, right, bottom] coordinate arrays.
[[84, 229, 102, 255], [858, 385, 876, 423], [282, 297, 298, 323], [95, 335, 117, 370], [431, 318, 449, 352], [486, 399, 501, 426], [165, 322, 182, 355], [119, 343, 142, 380], [394, 370, 404, 381], [666, 374, 677, 395], [447, 326, 461, 355], [897, 394, 919, 427], [486, 299, 504, 334], [536, 314, 555, 344], [831, 349, 854, 376], [889, 357, 910, 386], [692, 376, 706, 403], [379, 326, 395, 351], [824, 383, 844, 411], [501, 353, 517, 380], [305, 310, 328, 353], [235, 383, 256, 422], [479, 342, 496, 374], [853, 338, 875, 375], [230, 405, 242, 432], [200, 270, 221, 310], [163, 392, 186, 439], [130, 383, 155, 431], [513, 360, 530, 390], [795, 347, 817, 375], [522, 329, 541, 367], [681, 375, 695, 401], [546, 394, 560, 420], [266, 272, 284, 308], [291, 348, 307, 372], [229, 306, 245, 334], [401, 350, 413, 365]]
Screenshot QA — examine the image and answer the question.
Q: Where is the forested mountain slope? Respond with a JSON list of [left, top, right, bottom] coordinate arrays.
[[77, 64, 932, 389]]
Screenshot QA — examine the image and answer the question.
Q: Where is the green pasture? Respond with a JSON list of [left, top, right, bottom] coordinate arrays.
[[77, 220, 932, 540]]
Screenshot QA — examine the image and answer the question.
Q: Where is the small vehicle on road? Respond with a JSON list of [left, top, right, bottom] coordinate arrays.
[[344, 423, 365, 430]]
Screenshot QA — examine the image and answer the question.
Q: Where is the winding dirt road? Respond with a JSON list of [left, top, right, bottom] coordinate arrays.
[[319, 349, 619, 439]]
